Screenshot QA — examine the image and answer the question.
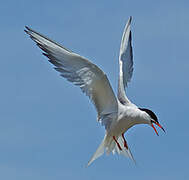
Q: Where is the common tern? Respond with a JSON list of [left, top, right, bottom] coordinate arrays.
[[25, 16, 165, 166]]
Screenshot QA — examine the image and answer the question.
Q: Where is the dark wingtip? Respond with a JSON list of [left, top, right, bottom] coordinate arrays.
[[24, 26, 33, 34], [25, 26, 30, 30], [128, 16, 132, 24], [24, 26, 30, 34]]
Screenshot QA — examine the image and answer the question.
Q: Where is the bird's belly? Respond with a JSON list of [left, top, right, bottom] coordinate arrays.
[[109, 117, 134, 137]]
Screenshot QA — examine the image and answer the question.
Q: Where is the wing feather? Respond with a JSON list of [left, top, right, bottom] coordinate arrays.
[[25, 26, 118, 124], [118, 16, 133, 104]]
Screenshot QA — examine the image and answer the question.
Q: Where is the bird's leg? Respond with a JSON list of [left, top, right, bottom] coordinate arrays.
[[122, 133, 128, 149], [113, 136, 122, 151]]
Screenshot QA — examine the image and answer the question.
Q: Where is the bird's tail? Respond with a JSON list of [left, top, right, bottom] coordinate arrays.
[[112, 136, 136, 164], [87, 135, 107, 167], [87, 134, 135, 166]]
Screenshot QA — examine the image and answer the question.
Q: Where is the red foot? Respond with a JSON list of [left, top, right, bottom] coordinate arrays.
[[122, 133, 128, 149], [113, 136, 122, 151]]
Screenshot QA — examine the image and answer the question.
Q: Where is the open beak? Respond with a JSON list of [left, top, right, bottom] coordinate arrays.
[[151, 121, 165, 136]]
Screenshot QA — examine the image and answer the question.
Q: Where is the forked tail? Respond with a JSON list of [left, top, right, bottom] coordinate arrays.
[[87, 134, 135, 166], [87, 135, 106, 167]]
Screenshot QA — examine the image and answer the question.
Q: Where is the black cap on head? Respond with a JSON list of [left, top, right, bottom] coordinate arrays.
[[139, 108, 158, 123]]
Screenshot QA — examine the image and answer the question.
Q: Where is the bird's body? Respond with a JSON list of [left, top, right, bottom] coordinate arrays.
[[111, 102, 148, 137], [25, 16, 165, 166], [88, 101, 151, 165]]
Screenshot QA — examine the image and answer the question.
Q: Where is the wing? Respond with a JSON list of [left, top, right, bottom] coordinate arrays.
[[118, 16, 133, 105], [24, 26, 118, 123]]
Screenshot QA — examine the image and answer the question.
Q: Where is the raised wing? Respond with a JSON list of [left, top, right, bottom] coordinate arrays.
[[118, 16, 133, 104], [25, 26, 118, 125]]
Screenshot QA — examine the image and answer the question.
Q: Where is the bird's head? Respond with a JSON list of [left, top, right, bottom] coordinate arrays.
[[139, 108, 165, 136]]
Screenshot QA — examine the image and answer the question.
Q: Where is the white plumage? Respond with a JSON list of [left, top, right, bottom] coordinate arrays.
[[25, 16, 165, 166]]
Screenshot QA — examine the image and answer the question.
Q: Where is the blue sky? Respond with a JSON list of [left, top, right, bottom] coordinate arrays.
[[1, 0, 189, 179]]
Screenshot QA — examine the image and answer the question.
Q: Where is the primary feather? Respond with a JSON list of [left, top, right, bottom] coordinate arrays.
[[24, 26, 118, 129], [118, 16, 133, 105]]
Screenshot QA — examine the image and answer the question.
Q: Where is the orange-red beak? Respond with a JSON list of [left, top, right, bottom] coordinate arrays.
[[151, 121, 165, 136]]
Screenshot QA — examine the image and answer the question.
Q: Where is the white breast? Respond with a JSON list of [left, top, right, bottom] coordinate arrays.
[[108, 102, 149, 137]]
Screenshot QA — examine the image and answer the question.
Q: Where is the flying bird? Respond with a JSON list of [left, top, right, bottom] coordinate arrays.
[[25, 16, 165, 166]]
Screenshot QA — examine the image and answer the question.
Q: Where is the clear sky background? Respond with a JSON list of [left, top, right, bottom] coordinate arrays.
[[1, 0, 188, 179]]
